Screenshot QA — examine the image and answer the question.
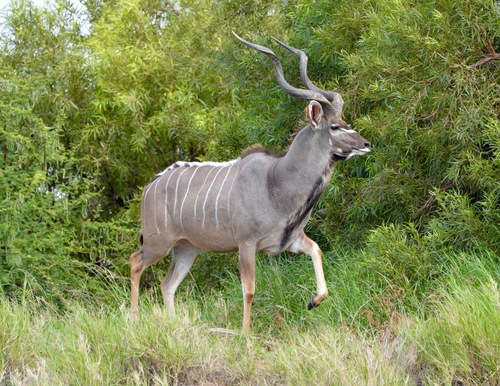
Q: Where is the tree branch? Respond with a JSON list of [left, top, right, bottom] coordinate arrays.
[[471, 36, 499, 68]]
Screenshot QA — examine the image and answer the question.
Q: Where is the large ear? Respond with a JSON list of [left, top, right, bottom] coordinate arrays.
[[305, 101, 324, 130]]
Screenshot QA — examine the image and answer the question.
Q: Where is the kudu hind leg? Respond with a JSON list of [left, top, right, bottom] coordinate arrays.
[[130, 244, 172, 319], [160, 243, 199, 316], [130, 249, 145, 318], [288, 233, 328, 310]]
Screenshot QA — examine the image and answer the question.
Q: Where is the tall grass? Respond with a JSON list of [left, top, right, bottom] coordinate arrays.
[[409, 278, 500, 384], [0, 292, 411, 384], [1, 251, 498, 385]]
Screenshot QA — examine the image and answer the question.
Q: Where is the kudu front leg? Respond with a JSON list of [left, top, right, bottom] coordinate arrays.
[[239, 244, 256, 333], [288, 232, 328, 309]]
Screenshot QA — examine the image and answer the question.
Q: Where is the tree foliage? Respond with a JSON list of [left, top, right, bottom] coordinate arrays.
[[1, 0, 498, 302]]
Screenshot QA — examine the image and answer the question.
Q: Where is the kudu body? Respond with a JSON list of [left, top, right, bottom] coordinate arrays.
[[130, 33, 371, 332]]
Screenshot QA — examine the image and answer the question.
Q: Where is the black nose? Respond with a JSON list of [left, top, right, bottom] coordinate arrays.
[[364, 141, 371, 148]]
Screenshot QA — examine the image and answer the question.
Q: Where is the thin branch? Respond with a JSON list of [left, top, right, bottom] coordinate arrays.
[[471, 56, 499, 68], [471, 36, 499, 68]]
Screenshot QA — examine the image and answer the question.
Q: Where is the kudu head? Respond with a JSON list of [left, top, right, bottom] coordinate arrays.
[[232, 32, 371, 161]]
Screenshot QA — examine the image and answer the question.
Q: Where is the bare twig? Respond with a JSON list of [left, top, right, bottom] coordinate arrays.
[[471, 36, 499, 68]]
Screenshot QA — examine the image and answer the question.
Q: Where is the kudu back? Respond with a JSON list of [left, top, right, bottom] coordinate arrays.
[[130, 33, 371, 332]]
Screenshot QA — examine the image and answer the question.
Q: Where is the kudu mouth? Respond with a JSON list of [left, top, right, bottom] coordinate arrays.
[[333, 146, 371, 161], [349, 147, 371, 158]]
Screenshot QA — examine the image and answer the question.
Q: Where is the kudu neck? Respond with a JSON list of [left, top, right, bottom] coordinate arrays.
[[272, 125, 333, 197]]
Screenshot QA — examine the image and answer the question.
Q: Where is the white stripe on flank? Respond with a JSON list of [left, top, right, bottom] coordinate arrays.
[[142, 180, 157, 232], [202, 166, 226, 228], [194, 166, 216, 221], [142, 179, 155, 203], [179, 166, 199, 231], [214, 164, 234, 227], [151, 177, 161, 235], [164, 167, 181, 228], [143, 178, 160, 234], [173, 168, 191, 218]]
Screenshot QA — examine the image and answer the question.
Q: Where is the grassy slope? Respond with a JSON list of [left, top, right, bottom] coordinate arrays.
[[1, 253, 499, 385]]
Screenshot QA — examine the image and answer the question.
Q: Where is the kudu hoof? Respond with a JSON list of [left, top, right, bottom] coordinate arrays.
[[307, 298, 317, 310]]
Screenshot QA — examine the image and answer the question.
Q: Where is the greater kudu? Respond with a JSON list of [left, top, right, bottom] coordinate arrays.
[[130, 32, 371, 332]]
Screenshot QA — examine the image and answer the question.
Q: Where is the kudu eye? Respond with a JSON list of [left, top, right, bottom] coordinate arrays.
[[330, 124, 340, 131]]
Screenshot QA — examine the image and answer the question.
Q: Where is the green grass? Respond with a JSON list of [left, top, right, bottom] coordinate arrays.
[[409, 278, 500, 384], [1, 252, 499, 385]]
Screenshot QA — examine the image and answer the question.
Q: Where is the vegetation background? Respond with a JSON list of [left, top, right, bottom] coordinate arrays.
[[1, 0, 499, 384]]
